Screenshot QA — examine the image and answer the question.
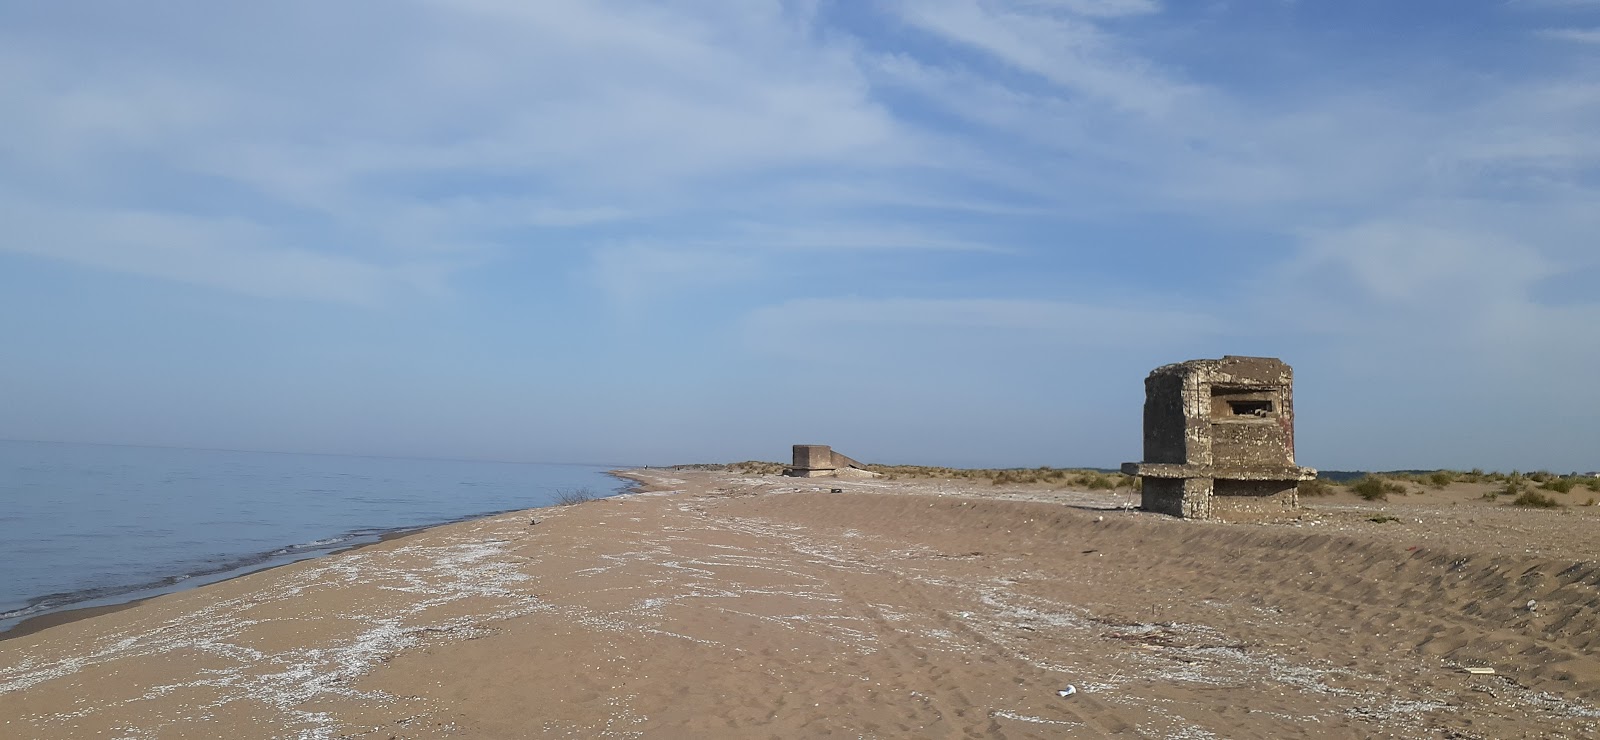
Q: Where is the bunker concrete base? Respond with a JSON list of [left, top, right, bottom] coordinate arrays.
[[1140, 478, 1213, 519]]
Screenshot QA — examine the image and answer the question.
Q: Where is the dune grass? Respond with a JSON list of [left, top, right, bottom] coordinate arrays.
[[1511, 490, 1562, 508], [1350, 476, 1408, 501]]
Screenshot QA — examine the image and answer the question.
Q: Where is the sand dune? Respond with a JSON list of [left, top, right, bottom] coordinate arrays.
[[2, 469, 1598, 738]]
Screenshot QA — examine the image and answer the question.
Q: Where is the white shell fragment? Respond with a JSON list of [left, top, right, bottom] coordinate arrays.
[[1057, 685, 1078, 698]]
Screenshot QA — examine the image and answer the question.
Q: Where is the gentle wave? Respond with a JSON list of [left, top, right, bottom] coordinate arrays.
[[0, 441, 629, 633]]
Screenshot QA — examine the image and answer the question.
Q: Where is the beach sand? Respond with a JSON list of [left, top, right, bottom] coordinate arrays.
[[2, 469, 1598, 738]]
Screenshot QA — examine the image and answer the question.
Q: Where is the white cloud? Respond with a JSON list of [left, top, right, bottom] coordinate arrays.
[[744, 296, 1217, 357], [1510, 0, 1600, 9], [591, 243, 761, 311], [1538, 27, 1600, 42], [1019, 0, 1162, 17], [1292, 222, 1555, 305], [0, 202, 446, 305], [889, 0, 1193, 115], [0, 0, 916, 301], [721, 223, 1014, 253]]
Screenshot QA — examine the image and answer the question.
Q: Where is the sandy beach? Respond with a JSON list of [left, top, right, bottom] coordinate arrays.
[[2, 469, 1598, 738]]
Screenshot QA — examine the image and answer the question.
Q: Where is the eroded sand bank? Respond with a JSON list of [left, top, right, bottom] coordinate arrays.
[[3, 470, 1599, 738]]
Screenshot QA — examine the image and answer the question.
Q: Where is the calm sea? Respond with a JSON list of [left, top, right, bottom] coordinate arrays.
[[0, 440, 630, 633]]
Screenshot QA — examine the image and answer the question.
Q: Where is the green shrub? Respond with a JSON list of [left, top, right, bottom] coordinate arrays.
[[1351, 476, 1405, 501], [1586, 478, 1600, 493], [1085, 474, 1117, 490], [727, 460, 787, 475], [1541, 478, 1577, 494], [1427, 471, 1455, 488], [1300, 478, 1335, 497], [1511, 490, 1562, 508]]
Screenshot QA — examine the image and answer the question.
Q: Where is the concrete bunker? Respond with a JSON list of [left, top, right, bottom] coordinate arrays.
[[1122, 356, 1316, 519], [786, 445, 878, 478]]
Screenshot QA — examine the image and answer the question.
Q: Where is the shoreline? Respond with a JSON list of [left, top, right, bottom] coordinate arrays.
[[5, 468, 1598, 738], [0, 474, 638, 643], [0, 526, 431, 643]]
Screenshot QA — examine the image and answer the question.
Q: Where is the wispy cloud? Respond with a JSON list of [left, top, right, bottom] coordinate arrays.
[[1509, 0, 1600, 9], [744, 296, 1218, 357], [0, 202, 446, 305], [0, 1, 915, 301], [1019, 0, 1162, 17], [1289, 222, 1555, 306], [1538, 26, 1600, 42], [888, 0, 1192, 115]]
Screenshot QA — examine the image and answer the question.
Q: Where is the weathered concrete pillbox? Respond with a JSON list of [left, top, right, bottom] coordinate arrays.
[[787, 445, 871, 478], [1122, 356, 1316, 519]]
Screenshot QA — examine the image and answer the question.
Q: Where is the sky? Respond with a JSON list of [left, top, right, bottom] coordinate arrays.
[[1, 0, 1597, 472]]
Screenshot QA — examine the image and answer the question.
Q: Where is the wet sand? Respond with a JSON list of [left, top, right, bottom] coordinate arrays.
[[2, 469, 1598, 738], [0, 523, 442, 644]]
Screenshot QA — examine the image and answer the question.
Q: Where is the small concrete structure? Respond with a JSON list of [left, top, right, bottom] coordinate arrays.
[[1122, 356, 1316, 519], [787, 445, 875, 478]]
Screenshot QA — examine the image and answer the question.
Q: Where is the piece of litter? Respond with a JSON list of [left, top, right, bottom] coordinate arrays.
[[1463, 667, 1496, 675], [1057, 685, 1078, 698]]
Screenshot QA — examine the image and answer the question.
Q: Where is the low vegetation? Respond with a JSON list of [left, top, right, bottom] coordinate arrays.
[[1540, 477, 1578, 494], [697, 463, 1600, 508], [725, 460, 787, 475], [1350, 476, 1408, 501], [1511, 490, 1563, 509], [866, 465, 1138, 491], [1299, 478, 1336, 497], [552, 487, 598, 506]]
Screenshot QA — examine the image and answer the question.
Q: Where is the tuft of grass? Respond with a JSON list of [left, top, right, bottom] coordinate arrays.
[[1427, 471, 1456, 489], [727, 460, 786, 475], [1351, 475, 1406, 501], [1511, 490, 1562, 509], [1299, 478, 1336, 497], [868, 465, 1136, 491], [1368, 514, 1400, 524], [1540, 477, 1577, 494], [1082, 474, 1118, 490], [1586, 478, 1600, 493], [553, 487, 597, 506]]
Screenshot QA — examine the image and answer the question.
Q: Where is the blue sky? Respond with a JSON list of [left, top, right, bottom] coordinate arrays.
[[2, 0, 1597, 471]]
